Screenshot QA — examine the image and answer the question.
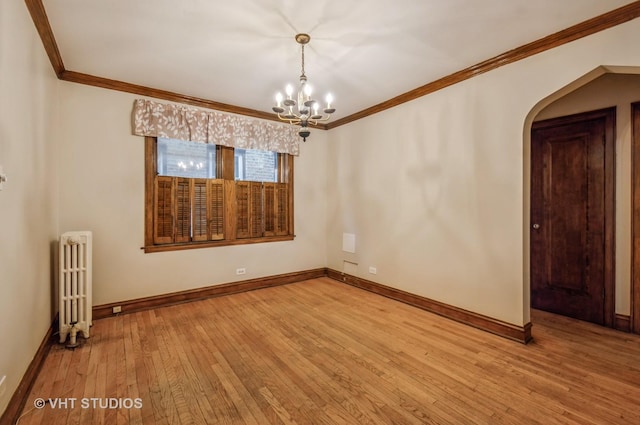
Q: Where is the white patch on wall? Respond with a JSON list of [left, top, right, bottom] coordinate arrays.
[[342, 233, 356, 253], [343, 260, 358, 275]]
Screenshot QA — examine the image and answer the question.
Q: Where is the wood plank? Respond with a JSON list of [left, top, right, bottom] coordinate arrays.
[[16, 278, 640, 424], [15, 335, 64, 425], [118, 315, 142, 425], [133, 312, 167, 425]]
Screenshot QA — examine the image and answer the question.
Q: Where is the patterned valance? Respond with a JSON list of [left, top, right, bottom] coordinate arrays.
[[132, 99, 300, 155]]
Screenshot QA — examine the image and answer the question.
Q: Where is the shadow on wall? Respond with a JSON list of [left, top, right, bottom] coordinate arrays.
[[50, 240, 58, 322]]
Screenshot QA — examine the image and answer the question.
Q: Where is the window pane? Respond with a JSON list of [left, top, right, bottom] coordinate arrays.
[[157, 137, 216, 178], [234, 148, 278, 182]]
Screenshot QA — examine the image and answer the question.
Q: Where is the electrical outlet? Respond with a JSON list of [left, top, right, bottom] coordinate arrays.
[[369, 266, 377, 275], [112, 306, 122, 314], [236, 268, 246, 275]]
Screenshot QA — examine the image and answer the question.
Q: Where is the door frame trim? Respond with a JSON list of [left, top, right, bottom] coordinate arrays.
[[632, 102, 640, 332], [531, 107, 616, 327]]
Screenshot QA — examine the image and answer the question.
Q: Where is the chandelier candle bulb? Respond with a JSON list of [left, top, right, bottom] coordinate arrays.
[[273, 93, 285, 114]]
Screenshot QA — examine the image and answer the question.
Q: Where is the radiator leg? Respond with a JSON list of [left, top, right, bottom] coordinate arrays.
[[59, 329, 68, 344], [66, 323, 80, 348]]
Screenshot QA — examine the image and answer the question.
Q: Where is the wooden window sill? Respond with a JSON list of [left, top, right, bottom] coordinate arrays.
[[143, 235, 295, 253]]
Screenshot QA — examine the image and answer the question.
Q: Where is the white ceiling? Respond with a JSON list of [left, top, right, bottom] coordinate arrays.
[[43, 0, 636, 119]]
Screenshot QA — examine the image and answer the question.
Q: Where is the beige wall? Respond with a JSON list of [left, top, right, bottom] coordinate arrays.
[[3, 2, 640, 418], [55, 82, 328, 306], [534, 73, 640, 316], [326, 19, 640, 326], [0, 0, 59, 415]]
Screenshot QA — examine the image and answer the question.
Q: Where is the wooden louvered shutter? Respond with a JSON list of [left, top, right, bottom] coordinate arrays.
[[236, 181, 250, 238], [250, 182, 263, 238], [192, 179, 208, 241], [263, 183, 276, 236], [154, 176, 174, 244], [236, 181, 265, 239], [208, 179, 224, 240], [175, 178, 191, 243], [275, 183, 289, 236], [147, 140, 293, 250]]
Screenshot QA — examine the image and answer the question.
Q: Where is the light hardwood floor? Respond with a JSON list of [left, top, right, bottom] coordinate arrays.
[[17, 277, 640, 424]]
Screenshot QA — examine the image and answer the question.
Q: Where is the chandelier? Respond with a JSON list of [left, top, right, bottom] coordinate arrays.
[[272, 33, 335, 142]]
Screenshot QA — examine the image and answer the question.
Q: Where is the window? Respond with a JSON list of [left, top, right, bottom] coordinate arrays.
[[157, 137, 217, 179], [144, 137, 294, 252], [234, 148, 278, 182]]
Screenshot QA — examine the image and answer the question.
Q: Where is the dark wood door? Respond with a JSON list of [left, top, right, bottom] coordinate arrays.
[[531, 108, 615, 326]]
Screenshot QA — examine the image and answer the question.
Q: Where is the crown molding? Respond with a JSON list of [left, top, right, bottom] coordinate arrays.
[[60, 70, 284, 123], [24, 0, 64, 77], [25, 0, 640, 129], [326, 0, 640, 129]]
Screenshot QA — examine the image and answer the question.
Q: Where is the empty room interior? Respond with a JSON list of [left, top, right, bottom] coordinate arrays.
[[2, 0, 640, 423]]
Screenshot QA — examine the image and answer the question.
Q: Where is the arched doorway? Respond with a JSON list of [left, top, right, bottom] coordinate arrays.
[[530, 107, 615, 326], [525, 67, 640, 333]]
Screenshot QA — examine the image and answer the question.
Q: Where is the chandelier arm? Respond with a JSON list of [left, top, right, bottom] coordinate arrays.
[[306, 120, 330, 128], [277, 111, 332, 125], [276, 112, 302, 120], [276, 113, 302, 125], [309, 115, 333, 123]]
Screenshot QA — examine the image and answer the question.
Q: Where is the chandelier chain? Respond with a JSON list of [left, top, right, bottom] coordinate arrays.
[[300, 44, 306, 78]]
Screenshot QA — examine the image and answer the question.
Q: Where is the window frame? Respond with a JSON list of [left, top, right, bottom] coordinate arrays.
[[144, 136, 294, 253]]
